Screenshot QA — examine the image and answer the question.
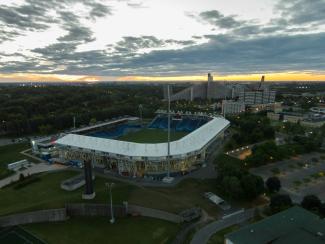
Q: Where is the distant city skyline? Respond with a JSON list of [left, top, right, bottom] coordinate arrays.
[[0, 0, 325, 82]]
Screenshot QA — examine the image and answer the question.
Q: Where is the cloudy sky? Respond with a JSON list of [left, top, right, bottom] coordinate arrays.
[[0, 0, 325, 82]]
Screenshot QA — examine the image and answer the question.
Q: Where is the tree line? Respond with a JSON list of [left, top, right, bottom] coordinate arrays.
[[0, 85, 164, 136]]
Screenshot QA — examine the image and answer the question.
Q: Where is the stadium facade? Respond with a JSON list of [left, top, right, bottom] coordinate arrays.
[[55, 113, 230, 178]]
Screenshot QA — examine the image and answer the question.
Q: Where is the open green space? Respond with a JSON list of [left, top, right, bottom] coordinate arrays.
[[0, 143, 31, 180], [118, 128, 188, 143], [0, 226, 45, 244], [24, 216, 179, 244], [0, 170, 222, 217], [130, 179, 221, 217], [0, 171, 134, 216]]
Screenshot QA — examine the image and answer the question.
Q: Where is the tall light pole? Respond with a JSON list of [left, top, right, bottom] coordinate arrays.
[[138, 104, 143, 124], [105, 182, 115, 224], [73, 116, 76, 129], [167, 85, 171, 178]]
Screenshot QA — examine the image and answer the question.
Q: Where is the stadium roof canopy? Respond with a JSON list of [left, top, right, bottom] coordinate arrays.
[[55, 116, 230, 159]]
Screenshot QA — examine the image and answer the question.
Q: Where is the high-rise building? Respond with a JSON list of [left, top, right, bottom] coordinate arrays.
[[239, 88, 276, 105], [222, 100, 246, 115]]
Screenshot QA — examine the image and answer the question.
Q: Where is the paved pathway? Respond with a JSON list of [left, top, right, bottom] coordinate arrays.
[[171, 209, 213, 244], [190, 209, 255, 244], [0, 163, 68, 188]]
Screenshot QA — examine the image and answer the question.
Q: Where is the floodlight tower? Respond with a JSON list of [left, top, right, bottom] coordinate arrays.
[[167, 85, 171, 178], [105, 182, 115, 224], [162, 85, 174, 183], [138, 104, 143, 124]]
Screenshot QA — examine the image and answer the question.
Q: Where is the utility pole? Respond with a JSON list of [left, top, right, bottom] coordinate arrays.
[[105, 182, 115, 224]]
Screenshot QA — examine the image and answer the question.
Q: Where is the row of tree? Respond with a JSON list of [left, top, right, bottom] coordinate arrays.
[[245, 137, 322, 168], [225, 112, 275, 151], [0, 85, 164, 136], [216, 155, 264, 200], [270, 194, 325, 216]]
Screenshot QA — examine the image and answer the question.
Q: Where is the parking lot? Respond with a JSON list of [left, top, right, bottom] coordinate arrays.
[[250, 152, 325, 202]]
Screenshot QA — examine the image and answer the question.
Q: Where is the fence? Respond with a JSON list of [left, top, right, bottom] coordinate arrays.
[[0, 203, 183, 227], [0, 209, 67, 227]]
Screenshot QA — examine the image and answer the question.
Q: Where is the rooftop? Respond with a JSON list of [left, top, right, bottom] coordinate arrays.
[[55, 116, 230, 159], [226, 206, 325, 244]]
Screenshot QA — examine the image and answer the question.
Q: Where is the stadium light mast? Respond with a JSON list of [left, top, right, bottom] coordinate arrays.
[[138, 104, 143, 124], [162, 85, 174, 184], [167, 85, 171, 178], [105, 182, 115, 224]]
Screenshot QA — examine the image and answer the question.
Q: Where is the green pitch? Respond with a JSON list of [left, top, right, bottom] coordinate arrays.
[[117, 128, 188, 143], [24, 216, 179, 244], [0, 226, 45, 244]]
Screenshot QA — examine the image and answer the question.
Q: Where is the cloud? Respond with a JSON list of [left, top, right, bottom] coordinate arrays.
[[0, 27, 21, 43], [114, 36, 164, 52], [4, 32, 317, 76], [0, 0, 111, 42], [0, 3, 55, 31], [110, 32, 325, 75], [127, 2, 147, 9], [87, 2, 112, 19], [112, 36, 196, 54], [57, 11, 95, 43], [197, 10, 246, 29], [275, 0, 325, 25]]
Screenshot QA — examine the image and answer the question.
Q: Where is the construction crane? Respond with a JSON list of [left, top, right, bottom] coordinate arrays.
[[258, 75, 265, 90]]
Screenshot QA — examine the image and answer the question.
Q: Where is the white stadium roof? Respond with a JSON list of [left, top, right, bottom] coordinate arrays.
[[55, 116, 230, 159]]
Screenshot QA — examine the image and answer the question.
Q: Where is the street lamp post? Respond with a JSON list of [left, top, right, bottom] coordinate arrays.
[[105, 182, 115, 224]]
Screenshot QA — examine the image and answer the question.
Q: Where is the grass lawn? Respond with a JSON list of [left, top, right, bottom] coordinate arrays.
[[0, 143, 31, 180], [24, 216, 180, 244], [0, 170, 222, 217], [0, 171, 135, 216], [207, 225, 239, 244], [118, 128, 188, 143], [129, 179, 221, 217]]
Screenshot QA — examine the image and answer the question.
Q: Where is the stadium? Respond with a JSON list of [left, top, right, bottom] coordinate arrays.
[[55, 111, 230, 179]]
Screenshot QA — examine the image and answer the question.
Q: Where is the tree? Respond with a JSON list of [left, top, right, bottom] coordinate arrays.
[[320, 203, 325, 217], [301, 195, 321, 211], [89, 118, 97, 125], [266, 176, 281, 193], [270, 194, 292, 213], [222, 176, 244, 199], [241, 174, 265, 199]]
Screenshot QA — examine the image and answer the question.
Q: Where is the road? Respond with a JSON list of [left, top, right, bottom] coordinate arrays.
[[190, 209, 255, 244], [250, 152, 325, 202]]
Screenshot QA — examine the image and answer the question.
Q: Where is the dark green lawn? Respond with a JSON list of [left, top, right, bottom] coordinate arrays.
[[24, 216, 179, 244], [0, 170, 223, 217], [0, 143, 31, 180], [0, 171, 135, 216], [118, 128, 188, 143]]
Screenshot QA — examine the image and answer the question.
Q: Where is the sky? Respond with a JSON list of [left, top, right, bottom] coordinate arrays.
[[0, 0, 325, 82]]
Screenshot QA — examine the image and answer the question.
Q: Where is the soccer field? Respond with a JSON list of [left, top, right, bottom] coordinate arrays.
[[24, 216, 179, 244], [117, 128, 188, 143], [0, 226, 45, 244]]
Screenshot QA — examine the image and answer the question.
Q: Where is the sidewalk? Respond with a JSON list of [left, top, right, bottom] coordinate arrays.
[[190, 209, 255, 244]]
